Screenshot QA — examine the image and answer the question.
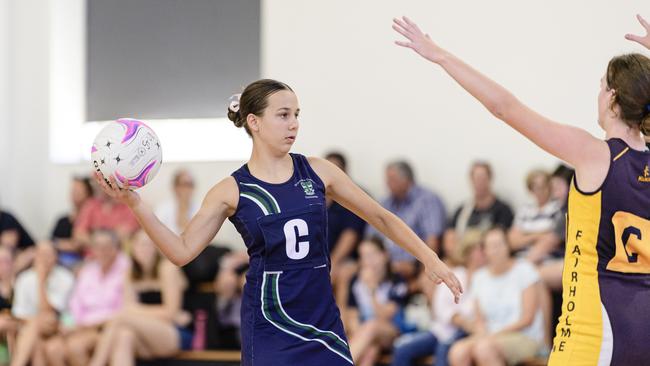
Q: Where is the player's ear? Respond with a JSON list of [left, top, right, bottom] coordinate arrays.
[[247, 113, 260, 133]]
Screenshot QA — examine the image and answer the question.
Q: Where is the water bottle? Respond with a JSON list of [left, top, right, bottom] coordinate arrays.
[[191, 309, 208, 350]]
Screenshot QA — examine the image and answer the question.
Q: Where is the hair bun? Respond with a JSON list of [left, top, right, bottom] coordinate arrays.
[[226, 94, 244, 127], [225, 79, 293, 137], [227, 109, 243, 126]]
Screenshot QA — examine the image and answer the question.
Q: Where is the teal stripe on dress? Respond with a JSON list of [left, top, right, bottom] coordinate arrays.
[[240, 183, 281, 214], [239, 190, 273, 216], [260, 272, 352, 364]]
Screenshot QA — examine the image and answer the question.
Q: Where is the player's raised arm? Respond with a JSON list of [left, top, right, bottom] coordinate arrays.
[[391, 16, 609, 174]]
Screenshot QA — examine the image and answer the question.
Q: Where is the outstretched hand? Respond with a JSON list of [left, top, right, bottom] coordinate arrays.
[[93, 171, 142, 208], [625, 14, 650, 50], [392, 16, 445, 63], [425, 255, 463, 304]]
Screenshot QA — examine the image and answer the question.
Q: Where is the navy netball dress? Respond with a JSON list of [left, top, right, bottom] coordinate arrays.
[[228, 153, 354, 366]]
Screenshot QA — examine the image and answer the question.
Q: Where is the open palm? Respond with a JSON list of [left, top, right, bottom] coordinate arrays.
[[625, 14, 650, 50], [392, 16, 444, 63]]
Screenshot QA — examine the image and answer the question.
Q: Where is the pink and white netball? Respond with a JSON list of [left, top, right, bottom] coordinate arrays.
[[91, 118, 162, 189]]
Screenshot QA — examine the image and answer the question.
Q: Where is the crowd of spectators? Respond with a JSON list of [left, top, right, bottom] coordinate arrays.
[[0, 153, 571, 365]]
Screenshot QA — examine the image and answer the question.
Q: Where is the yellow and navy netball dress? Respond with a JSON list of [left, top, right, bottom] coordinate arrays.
[[549, 138, 650, 366], [229, 153, 353, 366]]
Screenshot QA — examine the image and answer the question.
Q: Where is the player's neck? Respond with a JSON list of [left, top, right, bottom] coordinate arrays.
[[248, 146, 294, 184], [606, 121, 646, 151]]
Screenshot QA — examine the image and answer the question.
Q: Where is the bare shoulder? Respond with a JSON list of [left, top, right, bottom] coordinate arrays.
[[583, 136, 610, 162], [574, 138, 611, 193], [306, 156, 338, 187], [202, 176, 239, 216], [306, 156, 330, 170]]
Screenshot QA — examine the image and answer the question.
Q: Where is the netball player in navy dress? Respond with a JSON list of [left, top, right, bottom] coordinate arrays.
[[95, 79, 462, 366]]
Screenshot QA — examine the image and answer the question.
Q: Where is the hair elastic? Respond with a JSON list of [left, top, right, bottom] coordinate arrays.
[[228, 94, 241, 113]]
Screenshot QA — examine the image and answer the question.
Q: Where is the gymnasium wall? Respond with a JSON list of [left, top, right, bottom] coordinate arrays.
[[2, 0, 52, 243], [0, 0, 8, 204], [1, 0, 647, 249]]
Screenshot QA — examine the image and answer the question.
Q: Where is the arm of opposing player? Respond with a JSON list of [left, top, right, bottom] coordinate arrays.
[[393, 16, 609, 172]]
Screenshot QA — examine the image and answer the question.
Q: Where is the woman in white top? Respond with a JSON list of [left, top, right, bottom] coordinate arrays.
[[508, 170, 562, 263], [448, 227, 544, 366], [391, 230, 485, 366]]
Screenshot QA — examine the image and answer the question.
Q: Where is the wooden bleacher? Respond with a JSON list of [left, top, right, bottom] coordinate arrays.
[[168, 250, 549, 366], [138, 350, 547, 366]]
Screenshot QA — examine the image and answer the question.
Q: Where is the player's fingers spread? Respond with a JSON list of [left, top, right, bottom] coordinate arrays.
[[393, 18, 412, 34], [395, 41, 415, 50], [638, 14, 650, 30], [108, 176, 121, 193], [96, 173, 112, 192], [94, 171, 104, 185], [392, 24, 412, 40], [402, 16, 422, 33], [93, 172, 103, 186]]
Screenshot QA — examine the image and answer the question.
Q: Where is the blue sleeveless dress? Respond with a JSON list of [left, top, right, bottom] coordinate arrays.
[[228, 153, 353, 366]]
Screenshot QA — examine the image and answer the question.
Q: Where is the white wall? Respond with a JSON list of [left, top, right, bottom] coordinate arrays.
[[3, 0, 649, 249], [3, 0, 51, 235], [0, 0, 9, 207], [262, 0, 649, 201]]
